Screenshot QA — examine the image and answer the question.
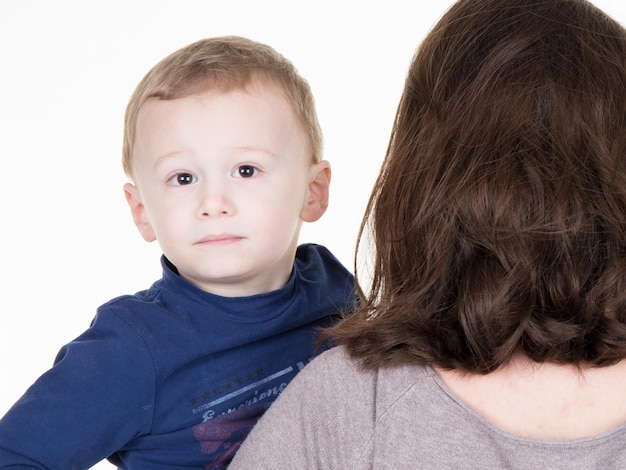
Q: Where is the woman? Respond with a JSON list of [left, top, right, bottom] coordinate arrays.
[[231, 1, 626, 468]]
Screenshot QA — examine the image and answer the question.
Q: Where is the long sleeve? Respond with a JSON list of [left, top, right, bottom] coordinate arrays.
[[0, 311, 156, 469]]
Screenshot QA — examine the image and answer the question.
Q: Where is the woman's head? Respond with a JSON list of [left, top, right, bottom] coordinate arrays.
[[333, 0, 626, 373]]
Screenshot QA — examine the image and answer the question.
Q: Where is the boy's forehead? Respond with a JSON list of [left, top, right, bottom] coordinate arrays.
[[137, 82, 293, 126], [133, 84, 311, 164], [138, 79, 290, 121], [135, 82, 311, 154]]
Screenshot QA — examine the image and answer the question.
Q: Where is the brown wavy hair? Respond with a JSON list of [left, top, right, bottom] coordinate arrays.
[[328, 0, 626, 373], [122, 36, 322, 178]]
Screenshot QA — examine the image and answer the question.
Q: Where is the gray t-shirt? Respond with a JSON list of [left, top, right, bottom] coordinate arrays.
[[231, 346, 626, 469]]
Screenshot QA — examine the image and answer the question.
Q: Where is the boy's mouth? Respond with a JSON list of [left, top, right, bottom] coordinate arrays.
[[195, 234, 244, 245]]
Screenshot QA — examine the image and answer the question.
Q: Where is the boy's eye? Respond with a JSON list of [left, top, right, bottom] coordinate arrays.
[[170, 173, 196, 185], [236, 165, 257, 178]]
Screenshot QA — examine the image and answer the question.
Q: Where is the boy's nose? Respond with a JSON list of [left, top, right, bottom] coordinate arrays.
[[198, 182, 235, 218]]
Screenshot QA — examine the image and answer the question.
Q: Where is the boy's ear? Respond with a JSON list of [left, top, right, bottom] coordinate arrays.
[[301, 160, 331, 223], [123, 182, 157, 242]]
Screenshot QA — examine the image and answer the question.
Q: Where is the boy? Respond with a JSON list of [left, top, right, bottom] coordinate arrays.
[[0, 36, 354, 469]]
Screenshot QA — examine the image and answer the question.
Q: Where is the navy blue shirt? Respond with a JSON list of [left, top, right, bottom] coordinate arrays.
[[0, 244, 354, 469]]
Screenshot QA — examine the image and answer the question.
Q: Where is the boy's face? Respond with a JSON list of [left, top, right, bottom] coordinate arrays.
[[124, 84, 330, 297]]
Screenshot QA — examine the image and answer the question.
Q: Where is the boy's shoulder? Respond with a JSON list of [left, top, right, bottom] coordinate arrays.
[[295, 243, 353, 281], [295, 242, 335, 261], [294, 243, 355, 306]]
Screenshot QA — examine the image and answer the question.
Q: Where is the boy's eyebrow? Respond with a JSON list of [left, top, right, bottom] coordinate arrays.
[[151, 145, 279, 170], [151, 151, 189, 171], [232, 146, 278, 159]]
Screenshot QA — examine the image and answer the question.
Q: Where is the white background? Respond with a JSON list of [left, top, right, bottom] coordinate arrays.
[[1, 1, 625, 468]]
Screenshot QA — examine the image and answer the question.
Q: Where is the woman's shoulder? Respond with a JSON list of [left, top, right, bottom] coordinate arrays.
[[304, 346, 377, 386], [230, 346, 434, 469], [311, 345, 363, 370], [269, 346, 379, 412], [298, 346, 432, 406]]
